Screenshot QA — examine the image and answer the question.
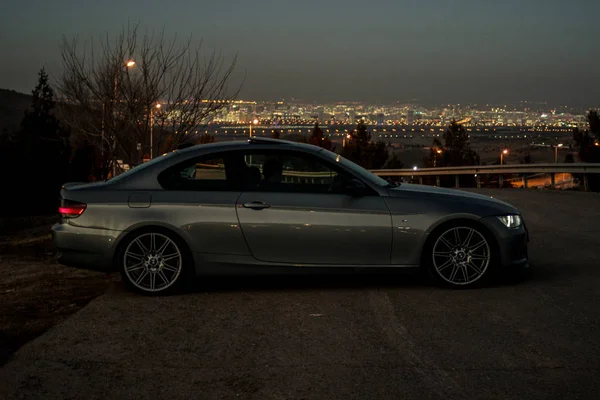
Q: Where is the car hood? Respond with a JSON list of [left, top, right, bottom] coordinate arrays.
[[388, 183, 517, 211]]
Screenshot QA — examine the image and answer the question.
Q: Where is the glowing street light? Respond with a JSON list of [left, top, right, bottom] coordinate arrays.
[[433, 148, 443, 167], [554, 143, 563, 163], [500, 148, 509, 165], [103, 59, 137, 177], [343, 133, 352, 148], [249, 118, 259, 137]]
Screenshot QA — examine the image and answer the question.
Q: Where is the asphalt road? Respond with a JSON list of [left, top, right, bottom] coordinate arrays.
[[2, 189, 600, 400]]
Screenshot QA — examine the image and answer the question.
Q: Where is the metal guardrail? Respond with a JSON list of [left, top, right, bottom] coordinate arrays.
[[195, 162, 600, 190], [370, 163, 600, 191], [371, 163, 600, 176]]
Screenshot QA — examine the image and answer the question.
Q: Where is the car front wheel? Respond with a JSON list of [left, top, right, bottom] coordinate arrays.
[[119, 230, 189, 295], [426, 224, 494, 288]]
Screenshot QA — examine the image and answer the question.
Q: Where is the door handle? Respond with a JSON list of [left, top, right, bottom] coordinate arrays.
[[243, 201, 271, 210]]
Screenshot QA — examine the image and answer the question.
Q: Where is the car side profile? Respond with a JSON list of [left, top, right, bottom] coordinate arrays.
[[52, 137, 529, 295]]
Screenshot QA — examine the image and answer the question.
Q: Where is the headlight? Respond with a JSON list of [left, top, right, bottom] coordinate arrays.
[[497, 214, 522, 228]]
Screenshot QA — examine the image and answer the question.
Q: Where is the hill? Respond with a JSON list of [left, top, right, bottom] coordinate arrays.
[[0, 89, 32, 135]]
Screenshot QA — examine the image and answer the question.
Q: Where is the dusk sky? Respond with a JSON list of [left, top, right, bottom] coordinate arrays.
[[1, 0, 599, 106]]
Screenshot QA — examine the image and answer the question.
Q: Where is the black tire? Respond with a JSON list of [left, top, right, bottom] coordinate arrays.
[[422, 221, 498, 289], [117, 227, 194, 296]]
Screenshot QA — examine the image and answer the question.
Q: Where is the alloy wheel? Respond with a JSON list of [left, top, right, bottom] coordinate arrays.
[[432, 226, 491, 286], [122, 232, 183, 292]]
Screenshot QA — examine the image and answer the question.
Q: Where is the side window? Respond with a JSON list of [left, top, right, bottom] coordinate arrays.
[[242, 151, 349, 194], [159, 156, 230, 191]]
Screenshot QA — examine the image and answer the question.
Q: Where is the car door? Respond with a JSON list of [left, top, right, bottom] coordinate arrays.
[[234, 149, 393, 266], [152, 152, 250, 257]]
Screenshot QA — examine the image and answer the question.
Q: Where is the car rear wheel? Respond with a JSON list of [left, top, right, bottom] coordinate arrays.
[[119, 230, 189, 295], [425, 224, 494, 288]]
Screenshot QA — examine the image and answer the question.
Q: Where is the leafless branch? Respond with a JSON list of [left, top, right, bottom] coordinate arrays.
[[56, 24, 241, 177]]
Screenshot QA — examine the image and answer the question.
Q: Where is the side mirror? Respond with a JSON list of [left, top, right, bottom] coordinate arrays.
[[345, 179, 367, 196]]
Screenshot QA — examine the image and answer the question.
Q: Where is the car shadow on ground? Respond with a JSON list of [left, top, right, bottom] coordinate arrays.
[[192, 271, 425, 293], [184, 264, 546, 294], [113, 267, 542, 296], [107, 263, 554, 297]]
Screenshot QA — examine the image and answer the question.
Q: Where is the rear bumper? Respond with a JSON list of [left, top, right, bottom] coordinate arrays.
[[52, 222, 121, 272]]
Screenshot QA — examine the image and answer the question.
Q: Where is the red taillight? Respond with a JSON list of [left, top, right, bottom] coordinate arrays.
[[59, 200, 87, 218]]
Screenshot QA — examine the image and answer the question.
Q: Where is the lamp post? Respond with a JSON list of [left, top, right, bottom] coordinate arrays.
[[554, 143, 563, 163], [343, 133, 351, 148], [249, 118, 259, 138], [433, 148, 443, 167], [500, 148, 509, 165], [150, 103, 161, 159], [249, 118, 259, 166], [102, 59, 135, 177]]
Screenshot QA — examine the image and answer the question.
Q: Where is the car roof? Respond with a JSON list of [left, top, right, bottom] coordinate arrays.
[[174, 137, 323, 156]]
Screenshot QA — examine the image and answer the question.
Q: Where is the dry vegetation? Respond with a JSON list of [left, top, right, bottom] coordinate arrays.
[[0, 215, 117, 366]]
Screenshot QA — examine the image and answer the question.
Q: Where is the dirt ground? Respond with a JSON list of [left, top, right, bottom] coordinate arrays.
[[0, 215, 117, 366]]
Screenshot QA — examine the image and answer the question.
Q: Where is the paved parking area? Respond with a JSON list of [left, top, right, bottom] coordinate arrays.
[[2, 189, 600, 399]]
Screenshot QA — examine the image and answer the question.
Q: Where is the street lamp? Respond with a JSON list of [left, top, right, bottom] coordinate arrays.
[[249, 118, 259, 137], [150, 103, 161, 159], [433, 148, 442, 167], [102, 59, 136, 177], [248, 118, 259, 166], [500, 148, 509, 165], [554, 143, 563, 163], [411, 166, 418, 184], [343, 133, 352, 147]]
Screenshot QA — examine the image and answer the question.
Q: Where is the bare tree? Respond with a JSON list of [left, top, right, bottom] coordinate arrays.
[[57, 23, 241, 178]]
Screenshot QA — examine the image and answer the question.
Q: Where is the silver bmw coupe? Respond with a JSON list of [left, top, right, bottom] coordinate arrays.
[[52, 137, 529, 295]]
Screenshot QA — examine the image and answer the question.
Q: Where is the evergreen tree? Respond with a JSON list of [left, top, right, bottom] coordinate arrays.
[[383, 150, 404, 169], [3, 68, 71, 214], [573, 111, 600, 163], [341, 120, 390, 169], [425, 121, 480, 168], [573, 110, 600, 190], [69, 142, 98, 182], [309, 123, 334, 151], [423, 121, 479, 187]]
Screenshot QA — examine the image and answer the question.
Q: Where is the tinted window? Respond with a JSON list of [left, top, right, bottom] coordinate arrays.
[[159, 149, 362, 194], [159, 155, 231, 191], [239, 150, 349, 194], [110, 151, 178, 183]]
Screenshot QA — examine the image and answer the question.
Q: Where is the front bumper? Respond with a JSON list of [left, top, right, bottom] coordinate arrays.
[[480, 216, 529, 269], [52, 222, 121, 272]]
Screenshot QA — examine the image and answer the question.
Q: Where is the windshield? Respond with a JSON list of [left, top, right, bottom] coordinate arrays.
[[320, 149, 391, 188]]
